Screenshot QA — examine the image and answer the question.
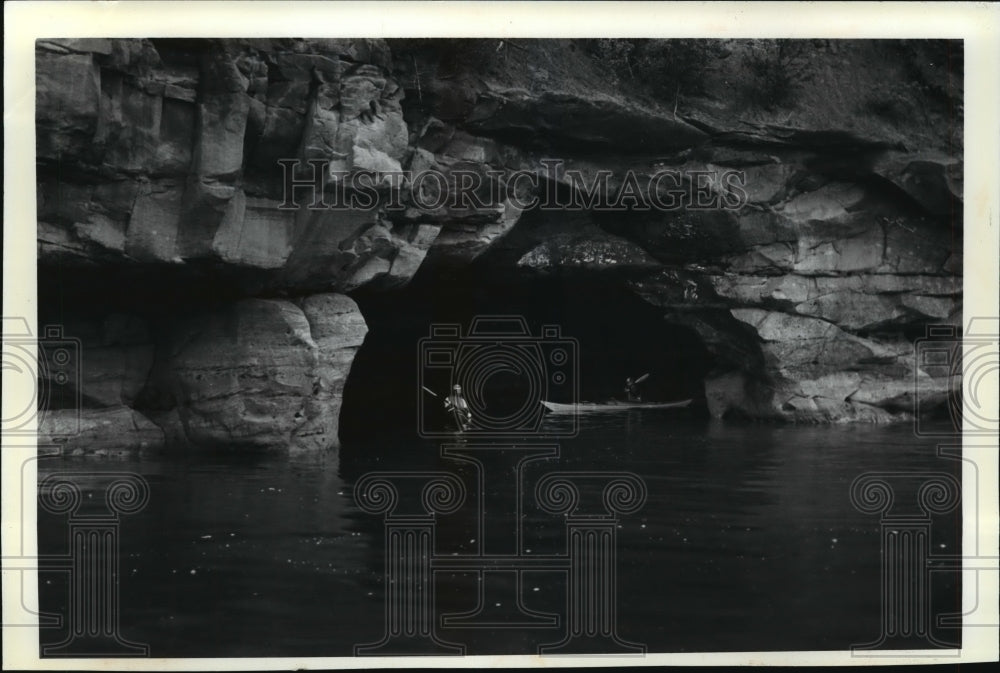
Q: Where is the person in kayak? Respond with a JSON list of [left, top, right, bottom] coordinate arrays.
[[624, 377, 642, 402], [444, 384, 473, 431]]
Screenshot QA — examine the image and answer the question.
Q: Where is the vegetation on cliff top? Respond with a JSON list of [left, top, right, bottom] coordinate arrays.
[[388, 38, 962, 155]]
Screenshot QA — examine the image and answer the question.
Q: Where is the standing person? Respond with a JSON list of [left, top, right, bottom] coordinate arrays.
[[624, 377, 640, 402], [444, 384, 473, 431]]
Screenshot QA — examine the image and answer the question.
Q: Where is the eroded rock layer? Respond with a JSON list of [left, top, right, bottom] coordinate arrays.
[[36, 38, 962, 451]]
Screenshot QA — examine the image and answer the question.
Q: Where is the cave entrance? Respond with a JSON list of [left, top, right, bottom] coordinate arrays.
[[340, 273, 711, 445]]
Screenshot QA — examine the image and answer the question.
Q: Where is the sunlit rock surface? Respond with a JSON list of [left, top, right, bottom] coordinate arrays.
[[36, 38, 426, 292]]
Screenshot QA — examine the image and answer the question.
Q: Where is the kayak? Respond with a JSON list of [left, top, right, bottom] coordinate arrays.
[[541, 399, 692, 413]]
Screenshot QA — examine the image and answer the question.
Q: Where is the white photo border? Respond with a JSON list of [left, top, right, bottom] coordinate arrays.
[[4, 1, 998, 668]]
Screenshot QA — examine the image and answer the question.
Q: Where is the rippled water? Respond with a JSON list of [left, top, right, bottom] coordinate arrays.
[[38, 415, 961, 656]]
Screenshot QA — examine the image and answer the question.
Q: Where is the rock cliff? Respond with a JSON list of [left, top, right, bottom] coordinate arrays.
[[36, 38, 962, 452]]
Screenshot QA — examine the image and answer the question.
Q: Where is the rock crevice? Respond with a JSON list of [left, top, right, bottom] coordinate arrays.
[[37, 38, 963, 450]]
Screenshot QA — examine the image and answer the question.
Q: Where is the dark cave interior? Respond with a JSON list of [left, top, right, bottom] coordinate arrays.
[[37, 255, 714, 446], [341, 271, 712, 444]]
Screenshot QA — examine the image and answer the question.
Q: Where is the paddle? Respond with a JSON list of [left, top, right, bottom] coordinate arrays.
[[426, 385, 473, 431], [623, 373, 650, 403]]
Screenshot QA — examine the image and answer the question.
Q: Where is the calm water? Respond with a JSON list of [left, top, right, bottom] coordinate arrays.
[[38, 415, 961, 656]]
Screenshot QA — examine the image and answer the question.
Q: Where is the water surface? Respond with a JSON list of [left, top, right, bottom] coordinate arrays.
[[38, 415, 961, 656]]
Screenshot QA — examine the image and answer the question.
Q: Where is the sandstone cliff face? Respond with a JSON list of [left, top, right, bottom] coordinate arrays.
[[38, 295, 367, 454], [150, 294, 366, 452], [36, 38, 962, 450], [36, 38, 424, 292], [386, 39, 961, 423]]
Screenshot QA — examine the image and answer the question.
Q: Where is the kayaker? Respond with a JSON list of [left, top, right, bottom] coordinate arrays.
[[444, 384, 473, 431], [624, 377, 641, 402]]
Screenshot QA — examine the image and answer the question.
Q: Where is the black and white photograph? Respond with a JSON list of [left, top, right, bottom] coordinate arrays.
[[3, 1, 998, 668]]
